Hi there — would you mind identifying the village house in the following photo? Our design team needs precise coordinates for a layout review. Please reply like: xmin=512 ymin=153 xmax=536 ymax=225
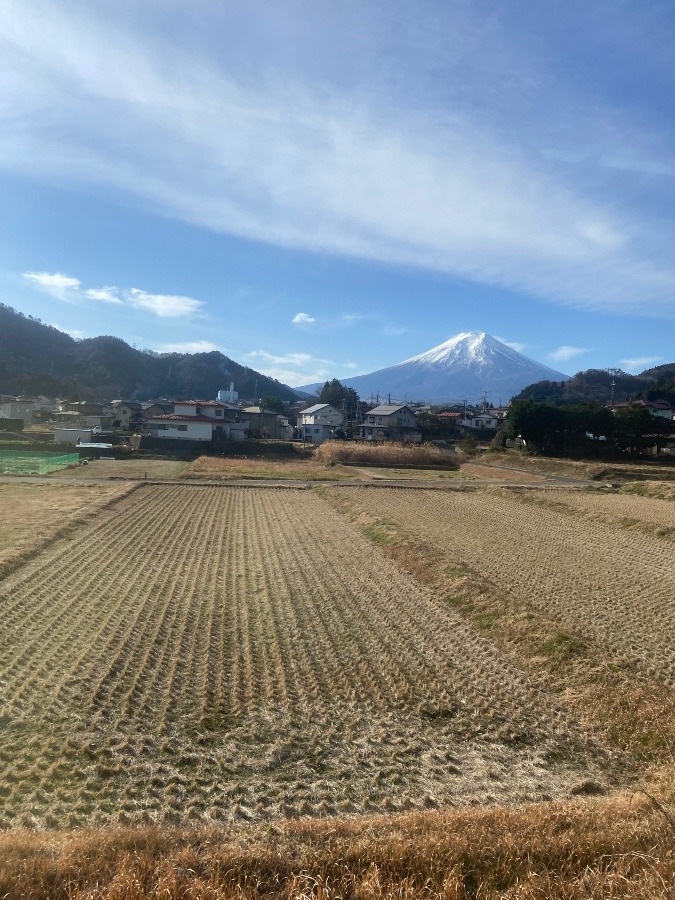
xmin=146 ymin=400 xmax=247 ymax=442
xmin=238 ymin=406 xmax=292 ymax=439
xmin=609 ymin=399 xmax=674 ymax=419
xmin=359 ymin=404 xmax=421 ymax=442
xmin=461 ymin=411 xmax=500 ymax=430
xmin=61 ymin=400 xmax=106 ymax=417
xmin=298 ymin=404 xmax=344 ymax=444
xmin=0 ymin=399 xmax=37 ymax=425
xmin=110 ymin=400 xmax=141 ymax=429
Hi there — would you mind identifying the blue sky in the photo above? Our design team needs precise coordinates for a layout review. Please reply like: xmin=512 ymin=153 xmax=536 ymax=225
xmin=1 ymin=0 xmax=673 ymax=392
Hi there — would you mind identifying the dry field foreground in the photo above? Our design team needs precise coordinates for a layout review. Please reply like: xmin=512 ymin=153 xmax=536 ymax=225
xmin=0 ymin=484 xmax=607 ymax=830
xmin=0 ymin=481 xmax=137 ymax=575
xmin=332 ymin=486 xmax=675 ymax=683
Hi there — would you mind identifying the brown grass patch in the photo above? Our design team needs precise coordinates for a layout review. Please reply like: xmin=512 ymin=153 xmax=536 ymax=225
xmin=474 ymin=451 xmax=675 ymax=483
xmin=0 ymin=778 xmax=674 ymax=898
xmin=0 ymin=481 xmax=137 ymax=575
xmin=50 ymin=459 xmax=189 ymax=481
xmin=184 ymin=454 xmax=352 ymax=480
xmin=316 ymin=440 xmax=457 ymax=468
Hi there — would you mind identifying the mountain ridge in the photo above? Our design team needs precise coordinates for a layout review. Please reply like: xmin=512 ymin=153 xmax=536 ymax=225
xmin=0 ymin=303 xmax=297 ymax=401
xmin=299 ymin=332 xmax=570 ymax=403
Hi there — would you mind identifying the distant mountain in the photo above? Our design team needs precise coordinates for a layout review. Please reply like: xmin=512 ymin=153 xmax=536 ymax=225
xmin=298 ymin=332 xmax=570 ymax=403
xmin=0 ymin=303 xmax=297 ymax=401
xmin=516 ymin=364 xmax=675 ymax=406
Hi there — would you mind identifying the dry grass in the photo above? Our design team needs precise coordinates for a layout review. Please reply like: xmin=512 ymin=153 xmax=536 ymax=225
xmin=621 ymin=480 xmax=675 ymax=502
xmin=0 ymin=778 xmax=674 ymax=899
xmin=459 ymin=460 xmax=551 ymax=482
xmin=0 ymin=481 xmax=136 ymax=575
xmin=0 ymin=484 xmax=608 ymax=830
xmin=322 ymin=484 xmax=675 ymax=765
xmin=352 ymin=466 xmax=465 ymax=482
xmin=50 ymin=459 xmax=189 ymax=481
xmin=476 ymin=451 xmax=675 ymax=483
xmin=184 ymin=454 xmax=353 ymax=480
xmin=316 ymin=441 xmax=457 ymax=468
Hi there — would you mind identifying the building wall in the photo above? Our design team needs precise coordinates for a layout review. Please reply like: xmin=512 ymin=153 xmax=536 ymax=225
xmin=54 ymin=428 xmax=93 ymax=444
xmin=302 ymin=406 xmax=344 ymax=427
xmin=365 ymin=410 xmax=416 ymax=428
xmin=150 ymin=420 xmax=213 ymax=441
xmin=302 ymin=423 xmax=336 ymax=444
xmin=0 ymin=401 xmax=36 ymax=425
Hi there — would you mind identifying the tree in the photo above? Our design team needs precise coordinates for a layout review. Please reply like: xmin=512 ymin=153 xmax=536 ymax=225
xmin=506 ymin=400 xmax=566 ymax=454
xmin=261 ymin=395 xmax=286 ymax=414
xmin=460 ymin=432 xmax=478 ymax=456
xmin=318 ymin=379 xmax=359 ymax=413
xmin=613 ymin=406 xmax=670 ymax=456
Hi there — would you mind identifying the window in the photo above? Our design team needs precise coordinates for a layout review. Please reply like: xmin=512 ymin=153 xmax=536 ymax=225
xmin=157 ymin=424 xmax=168 ymax=430
xmin=176 ymin=424 xmax=188 ymax=431
xmin=368 ymin=417 xmax=374 ymax=423
xmin=367 ymin=428 xmax=373 ymax=435
xmin=216 ymin=409 xmax=223 ymax=416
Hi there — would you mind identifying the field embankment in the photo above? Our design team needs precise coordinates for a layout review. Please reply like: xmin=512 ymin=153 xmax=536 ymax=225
xmin=1 ymin=780 xmax=674 ymax=899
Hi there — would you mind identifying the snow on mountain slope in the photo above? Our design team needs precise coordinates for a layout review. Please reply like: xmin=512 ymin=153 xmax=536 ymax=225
xmin=298 ymin=332 xmax=570 ymax=403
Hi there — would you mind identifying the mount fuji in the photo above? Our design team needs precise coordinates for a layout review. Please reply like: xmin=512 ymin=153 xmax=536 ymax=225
xmin=298 ymin=332 xmax=571 ymax=404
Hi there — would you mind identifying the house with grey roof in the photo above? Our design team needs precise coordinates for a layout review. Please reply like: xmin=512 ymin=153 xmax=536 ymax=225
xmin=298 ymin=403 xmax=343 ymax=444
xmin=359 ymin=404 xmax=421 ymax=443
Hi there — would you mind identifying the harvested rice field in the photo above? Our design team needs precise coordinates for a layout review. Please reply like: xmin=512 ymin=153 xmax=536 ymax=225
xmin=333 ymin=485 xmax=675 ymax=683
xmin=0 ymin=480 xmax=137 ymax=574
xmin=0 ymin=484 xmax=607 ymax=829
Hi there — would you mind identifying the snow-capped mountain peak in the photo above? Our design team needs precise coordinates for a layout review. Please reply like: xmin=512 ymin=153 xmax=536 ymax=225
xmin=297 ymin=332 xmax=571 ymax=403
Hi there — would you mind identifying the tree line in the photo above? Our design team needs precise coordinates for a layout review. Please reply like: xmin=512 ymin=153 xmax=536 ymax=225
xmin=505 ymin=400 xmax=674 ymax=457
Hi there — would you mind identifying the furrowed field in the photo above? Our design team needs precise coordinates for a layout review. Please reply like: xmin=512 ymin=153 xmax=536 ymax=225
xmin=0 ymin=483 xmax=608 ymax=829
xmin=330 ymin=485 xmax=675 ymax=682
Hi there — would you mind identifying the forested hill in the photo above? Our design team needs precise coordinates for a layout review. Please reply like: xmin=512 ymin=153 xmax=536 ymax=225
xmin=0 ymin=304 xmax=297 ymax=401
xmin=514 ymin=365 xmax=675 ymax=406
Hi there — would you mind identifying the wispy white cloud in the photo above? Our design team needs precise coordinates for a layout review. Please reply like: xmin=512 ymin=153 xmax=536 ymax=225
xmin=84 ymin=286 xmax=122 ymax=304
xmin=159 ymin=340 xmax=220 ymax=354
xmin=50 ymin=322 xmax=84 ymax=339
xmin=495 ymin=336 xmax=526 ymax=353
xmin=620 ymin=355 xmax=663 ymax=373
xmin=127 ymin=289 xmax=203 ymax=318
xmin=5 ymin=3 xmax=675 ymax=316
xmin=23 ymin=269 xmax=204 ymax=318
xmin=549 ymin=345 xmax=591 ymax=363
xmin=23 ymin=271 xmax=80 ymax=300
xmin=382 ymin=325 xmax=408 ymax=337
xmin=291 ymin=312 xmax=316 ymax=326
xmin=245 ymin=349 xmax=332 ymax=386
